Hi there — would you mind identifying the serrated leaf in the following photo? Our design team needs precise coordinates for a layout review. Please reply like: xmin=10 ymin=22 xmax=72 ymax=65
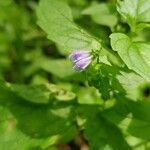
xmin=37 ymin=0 xmax=101 ymax=52
xmin=110 ymin=33 xmax=150 ymax=81
xmin=117 ymin=0 xmax=150 ymax=32
xmin=82 ymin=3 xmax=118 ymax=28
xmin=87 ymin=63 xmax=125 ymax=100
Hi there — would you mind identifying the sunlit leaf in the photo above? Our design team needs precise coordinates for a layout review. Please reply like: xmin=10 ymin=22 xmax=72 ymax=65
xmin=117 ymin=0 xmax=150 ymax=32
xmin=37 ymin=0 xmax=101 ymax=52
xmin=110 ymin=33 xmax=150 ymax=81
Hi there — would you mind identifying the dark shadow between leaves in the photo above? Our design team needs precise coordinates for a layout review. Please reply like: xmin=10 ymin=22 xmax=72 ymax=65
xmin=0 ymin=84 xmax=77 ymax=141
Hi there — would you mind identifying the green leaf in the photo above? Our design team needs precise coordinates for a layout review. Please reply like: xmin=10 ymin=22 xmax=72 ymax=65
xmin=77 ymin=86 xmax=102 ymax=105
xmin=49 ymin=84 xmax=76 ymax=101
xmin=24 ymin=55 xmax=75 ymax=78
xmin=0 ymin=81 xmax=77 ymax=149
xmin=82 ymin=3 xmax=118 ymax=28
xmin=79 ymin=107 xmax=131 ymax=150
xmin=110 ymin=33 xmax=150 ymax=81
xmin=10 ymin=83 xmax=76 ymax=103
xmin=87 ymin=63 xmax=125 ymax=100
xmin=10 ymin=84 xmax=51 ymax=104
xmin=117 ymin=0 xmax=150 ymax=32
xmin=37 ymin=0 xmax=101 ymax=52
xmin=103 ymin=97 xmax=150 ymax=141
xmin=127 ymin=119 xmax=150 ymax=140
xmin=117 ymin=72 xmax=146 ymax=100
xmin=39 ymin=58 xmax=75 ymax=78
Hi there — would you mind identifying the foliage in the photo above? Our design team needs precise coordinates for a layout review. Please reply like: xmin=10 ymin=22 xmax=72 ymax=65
xmin=0 ymin=0 xmax=150 ymax=149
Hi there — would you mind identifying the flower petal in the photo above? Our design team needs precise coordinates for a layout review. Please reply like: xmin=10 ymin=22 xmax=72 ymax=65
xmin=69 ymin=50 xmax=89 ymax=62
xmin=73 ymin=57 xmax=92 ymax=71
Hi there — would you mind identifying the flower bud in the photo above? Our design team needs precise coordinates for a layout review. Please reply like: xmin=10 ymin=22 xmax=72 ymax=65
xmin=69 ymin=50 xmax=92 ymax=71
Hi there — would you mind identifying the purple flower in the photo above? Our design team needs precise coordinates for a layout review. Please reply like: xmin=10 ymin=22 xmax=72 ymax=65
xmin=69 ymin=50 xmax=92 ymax=71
